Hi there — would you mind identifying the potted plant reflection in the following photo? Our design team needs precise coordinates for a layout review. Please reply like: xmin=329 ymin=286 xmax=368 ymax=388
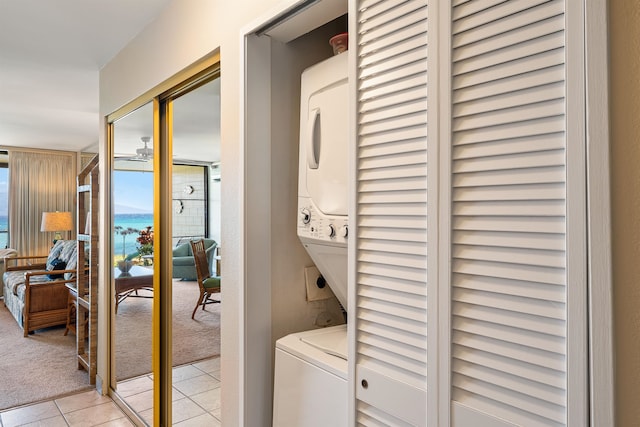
xmin=136 ymin=226 xmax=154 ymax=266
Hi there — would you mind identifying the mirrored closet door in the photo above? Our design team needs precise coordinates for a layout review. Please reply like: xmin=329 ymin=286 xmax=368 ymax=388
xmin=107 ymin=61 xmax=221 ymax=425
xmin=110 ymin=101 xmax=156 ymax=422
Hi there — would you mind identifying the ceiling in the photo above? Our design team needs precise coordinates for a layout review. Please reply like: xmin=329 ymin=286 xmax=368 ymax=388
xmin=0 ymin=0 xmax=173 ymax=153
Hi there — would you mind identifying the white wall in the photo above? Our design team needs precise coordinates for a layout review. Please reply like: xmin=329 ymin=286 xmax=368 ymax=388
xmin=99 ymin=1 xmax=222 ymax=115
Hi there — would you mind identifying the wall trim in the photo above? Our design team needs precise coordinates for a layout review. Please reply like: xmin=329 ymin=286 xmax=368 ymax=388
xmin=585 ymin=0 xmax=615 ymax=425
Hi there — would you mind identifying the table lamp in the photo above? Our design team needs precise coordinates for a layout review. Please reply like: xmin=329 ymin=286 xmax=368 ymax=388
xmin=41 ymin=211 xmax=73 ymax=244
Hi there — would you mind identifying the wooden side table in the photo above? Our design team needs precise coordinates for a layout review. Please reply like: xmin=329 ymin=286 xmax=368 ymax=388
xmin=64 ymin=283 xmax=88 ymax=336
xmin=64 ymin=284 xmax=77 ymax=336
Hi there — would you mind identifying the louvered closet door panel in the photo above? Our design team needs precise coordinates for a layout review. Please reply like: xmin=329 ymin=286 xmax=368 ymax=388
xmin=450 ymin=0 xmax=571 ymax=426
xmin=355 ymin=0 xmax=428 ymax=425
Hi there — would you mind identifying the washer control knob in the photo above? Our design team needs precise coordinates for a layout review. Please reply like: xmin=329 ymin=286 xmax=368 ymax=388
xmin=300 ymin=208 xmax=311 ymax=224
xmin=339 ymin=225 xmax=348 ymax=238
xmin=326 ymin=224 xmax=335 ymax=237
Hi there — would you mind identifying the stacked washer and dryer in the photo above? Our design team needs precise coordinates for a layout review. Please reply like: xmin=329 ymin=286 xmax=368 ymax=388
xmin=272 ymin=51 xmax=350 ymax=427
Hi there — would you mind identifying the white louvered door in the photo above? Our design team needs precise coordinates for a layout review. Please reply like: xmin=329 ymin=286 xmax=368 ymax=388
xmin=352 ymin=0 xmax=587 ymax=425
xmin=353 ymin=0 xmax=429 ymax=425
xmin=447 ymin=0 xmax=587 ymax=426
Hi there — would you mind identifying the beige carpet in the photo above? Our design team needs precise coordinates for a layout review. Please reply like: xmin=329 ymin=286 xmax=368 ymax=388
xmin=0 ymin=279 xmax=220 ymax=410
xmin=0 ymin=305 xmax=92 ymax=411
xmin=115 ymin=278 xmax=220 ymax=380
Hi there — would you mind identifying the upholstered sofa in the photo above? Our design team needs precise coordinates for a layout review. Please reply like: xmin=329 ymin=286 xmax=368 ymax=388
xmin=2 ymin=240 xmax=78 ymax=336
xmin=172 ymin=238 xmax=217 ymax=280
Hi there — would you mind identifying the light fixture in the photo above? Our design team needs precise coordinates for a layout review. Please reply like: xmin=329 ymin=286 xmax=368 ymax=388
xmin=41 ymin=211 xmax=73 ymax=243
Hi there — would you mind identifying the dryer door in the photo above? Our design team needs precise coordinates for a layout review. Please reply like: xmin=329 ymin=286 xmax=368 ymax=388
xmin=302 ymin=54 xmax=348 ymax=216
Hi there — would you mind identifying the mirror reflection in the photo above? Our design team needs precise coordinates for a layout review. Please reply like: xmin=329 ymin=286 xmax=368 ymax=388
xmin=170 ymin=79 xmax=222 ymax=422
xmin=111 ymin=102 xmax=155 ymax=420
xmin=111 ymin=76 xmax=221 ymax=425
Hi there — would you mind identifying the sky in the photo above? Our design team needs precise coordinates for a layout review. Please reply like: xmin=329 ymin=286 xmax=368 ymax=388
xmin=113 ymin=170 xmax=154 ymax=214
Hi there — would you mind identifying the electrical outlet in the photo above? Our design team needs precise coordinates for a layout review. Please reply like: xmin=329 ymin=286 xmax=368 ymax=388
xmin=304 ymin=266 xmax=333 ymax=301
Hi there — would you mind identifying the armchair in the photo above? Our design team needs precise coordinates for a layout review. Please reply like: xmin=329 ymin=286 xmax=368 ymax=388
xmin=172 ymin=238 xmax=217 ymax=280
xmin=190 ymin=239 xmax=221 ymax=319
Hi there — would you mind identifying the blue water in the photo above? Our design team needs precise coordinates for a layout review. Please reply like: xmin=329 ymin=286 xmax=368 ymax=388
xmin=113 ymin=213 xmax=154 ymax=257
xmin=0 ymin=216 xmax=6 ymax=249
xmin=0 ymin=214 xmax=153 ymax=256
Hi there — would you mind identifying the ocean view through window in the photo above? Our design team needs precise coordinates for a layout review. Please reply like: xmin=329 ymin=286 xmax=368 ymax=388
xmin=113 ymin=213 xmax=154 ymax=255
xmin=0 ymin=166 xmax=7 ymax=248
xmin=114 ymin=170 xmax=153 ymax=257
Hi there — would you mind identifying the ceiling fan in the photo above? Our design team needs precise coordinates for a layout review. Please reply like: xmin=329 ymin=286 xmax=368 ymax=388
xmin=136 ymin=136 xmax=153 ymax=159
xmin=115 ymin=136 xmax=153 ymax=162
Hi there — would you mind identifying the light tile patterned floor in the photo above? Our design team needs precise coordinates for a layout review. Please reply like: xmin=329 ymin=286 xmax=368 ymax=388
xmin=0 ymin=358 xmax=221 ymax=427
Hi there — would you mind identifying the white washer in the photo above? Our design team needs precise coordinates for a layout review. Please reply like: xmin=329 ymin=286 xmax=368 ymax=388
xmin=273 ymin=325 xmax=347 ymax=427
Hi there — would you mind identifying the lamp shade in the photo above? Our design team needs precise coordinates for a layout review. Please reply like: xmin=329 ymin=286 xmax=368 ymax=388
xmin=41 ymin=211 xmax=73 ymax=232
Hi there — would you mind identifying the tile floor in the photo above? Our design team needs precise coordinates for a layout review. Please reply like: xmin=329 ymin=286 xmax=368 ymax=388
xmin=0 ymin=357 xmax=221 ymax=427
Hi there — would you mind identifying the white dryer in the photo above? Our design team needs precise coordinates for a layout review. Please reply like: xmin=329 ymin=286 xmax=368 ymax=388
xmin=296 ymin=50 xmax=349 ymax=310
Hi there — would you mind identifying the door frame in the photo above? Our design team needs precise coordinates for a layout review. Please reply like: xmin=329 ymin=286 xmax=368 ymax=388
xmin=584 ymin=0 xmax=614 ymax=425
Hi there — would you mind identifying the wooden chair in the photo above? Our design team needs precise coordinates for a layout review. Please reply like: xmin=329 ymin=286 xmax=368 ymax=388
xmin=190 ymin=239 xmax=221 ymax=319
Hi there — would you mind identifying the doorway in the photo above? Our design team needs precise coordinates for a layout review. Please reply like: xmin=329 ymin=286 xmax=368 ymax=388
xmin=107 ymin=60 xmax=221 ymax=425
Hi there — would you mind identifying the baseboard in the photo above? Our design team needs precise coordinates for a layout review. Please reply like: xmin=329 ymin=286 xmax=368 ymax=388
xmin=95 ymin=374 xmax=104 ymax=395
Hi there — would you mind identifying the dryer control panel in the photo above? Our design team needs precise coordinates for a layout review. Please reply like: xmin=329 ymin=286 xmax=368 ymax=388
xmin=298 ymin=197 xmax=348 ymax=246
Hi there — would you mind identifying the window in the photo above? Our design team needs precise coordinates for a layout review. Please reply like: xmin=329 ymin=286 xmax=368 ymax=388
xmin=0 ymin=153 xmax=9 ymax=248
